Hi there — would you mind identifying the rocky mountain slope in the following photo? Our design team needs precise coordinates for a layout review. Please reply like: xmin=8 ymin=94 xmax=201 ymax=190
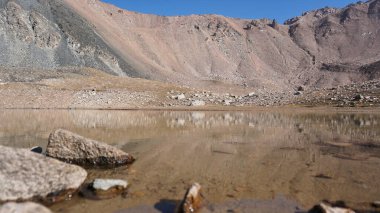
xmin=0 ymin=0 xmax=137 ymax=77
xmin=0 ymin=0 xmax=379 ymax=92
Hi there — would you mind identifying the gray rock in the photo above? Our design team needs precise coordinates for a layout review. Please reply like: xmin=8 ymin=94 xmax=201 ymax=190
xmin=0 ymin=145 xmax=87 ymax=202
xmin=46 ymin=129 xmax=134 ymax=167
xmin=0 ymin=202 xmax=52 ymax=213
xmin=191 ymin=100 xmax=205 ymax=106
xmin=0 ymin=1 xmax=132 ymax=77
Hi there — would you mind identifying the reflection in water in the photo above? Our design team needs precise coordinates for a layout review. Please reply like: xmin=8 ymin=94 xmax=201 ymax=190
xmin=0 ymin=109 xmax=380 ymax=212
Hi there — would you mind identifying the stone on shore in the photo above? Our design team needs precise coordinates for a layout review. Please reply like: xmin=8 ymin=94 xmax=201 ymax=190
xmin=191 ymin=100 xmax=205 ymax=106
xmin=177 ymin=183 xmax=203 ymax=213
xmin=81 ymin=179 xmax=128 ymax=200
xmin=176 ymin=94 xmax=186 ymax=100
xmin=0 ymin=145 xmax=87 ymax=202
xmin=0 ymin=202 xmax=52 ymax=213
xmin=92 ymin=179 xmax=128 ymax=191
xmin=46 ymin=129 xmax=134 ymax=167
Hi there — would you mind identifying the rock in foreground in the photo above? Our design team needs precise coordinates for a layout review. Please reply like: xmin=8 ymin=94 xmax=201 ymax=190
xmin=46 ymin=129 xmax=134 ymax=167
xmin=0 ymin=145 xmax=87 ymax=202
xmin=0 ymin=202 xmax=52 ymax=213
xmin=177 ymin=183 xmax=203 ymax=213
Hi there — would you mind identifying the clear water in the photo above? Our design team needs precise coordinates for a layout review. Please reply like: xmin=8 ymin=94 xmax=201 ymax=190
xmin=1 ymin=109 xmax=379 ymax=212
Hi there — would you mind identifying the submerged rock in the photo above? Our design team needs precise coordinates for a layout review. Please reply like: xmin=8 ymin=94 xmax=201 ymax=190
xmin=81 ymin=179 xmax=128 ymax=200
xmin=0 ymin=202 xmax=52 ymax=213
xmin=309 ymin=202 xmax=355 ymax=213
xmin=177 ymin=183 xmax=203 ymax=213
xmin=46 ymin=129 xmax=134 ymax=167
xmin=0 ymin=145 xmax=87 ymax=202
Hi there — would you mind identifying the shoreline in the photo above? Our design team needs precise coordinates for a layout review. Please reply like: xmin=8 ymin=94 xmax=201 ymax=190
xmin=1 ymin=105 xmax=380 ymax=113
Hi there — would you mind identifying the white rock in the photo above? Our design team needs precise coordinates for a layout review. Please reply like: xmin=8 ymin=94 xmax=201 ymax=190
xmin=223 ymin=99 xmax=233 ymax=106
xmin=191 ymin=100 xmax=205 ymax=106
xmin=92 ymin=179 xmax=128 ymax=191
xmin=176 ymin=94 xmax=186 ymax=100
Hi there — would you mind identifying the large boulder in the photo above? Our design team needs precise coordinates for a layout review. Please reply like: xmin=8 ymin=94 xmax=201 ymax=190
xmin=46 ymin=129 xmax=134 ymax=167
xmin=0 ymin=145 xmax=87 ymax=202
xmin=0 ymin=202 xmax=52 ymax=213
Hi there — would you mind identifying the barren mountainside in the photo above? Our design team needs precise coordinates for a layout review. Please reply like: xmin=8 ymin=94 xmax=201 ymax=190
xmin=0 ymin=0 xmax=379 ymax=91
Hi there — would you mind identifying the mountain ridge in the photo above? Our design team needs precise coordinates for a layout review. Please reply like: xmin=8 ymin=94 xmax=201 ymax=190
xmin=0 ymin=0 xmax=379 ymax=92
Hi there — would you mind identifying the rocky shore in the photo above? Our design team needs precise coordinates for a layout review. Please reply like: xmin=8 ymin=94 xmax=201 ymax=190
xmin=0 ymin=67 xmax=379 ymax=109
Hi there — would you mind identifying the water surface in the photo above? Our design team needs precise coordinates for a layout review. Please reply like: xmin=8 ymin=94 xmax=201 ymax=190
xmin=1 ymin=109 xmax=379 ymax=212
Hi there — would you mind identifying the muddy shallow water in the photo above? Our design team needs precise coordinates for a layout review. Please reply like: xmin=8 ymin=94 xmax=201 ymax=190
xmin=1 ymin=109 xmax=380 ymax=212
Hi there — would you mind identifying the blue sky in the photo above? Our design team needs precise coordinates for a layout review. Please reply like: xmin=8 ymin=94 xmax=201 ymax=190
xmin=102 ymin=0 xmax=358 ymax=23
